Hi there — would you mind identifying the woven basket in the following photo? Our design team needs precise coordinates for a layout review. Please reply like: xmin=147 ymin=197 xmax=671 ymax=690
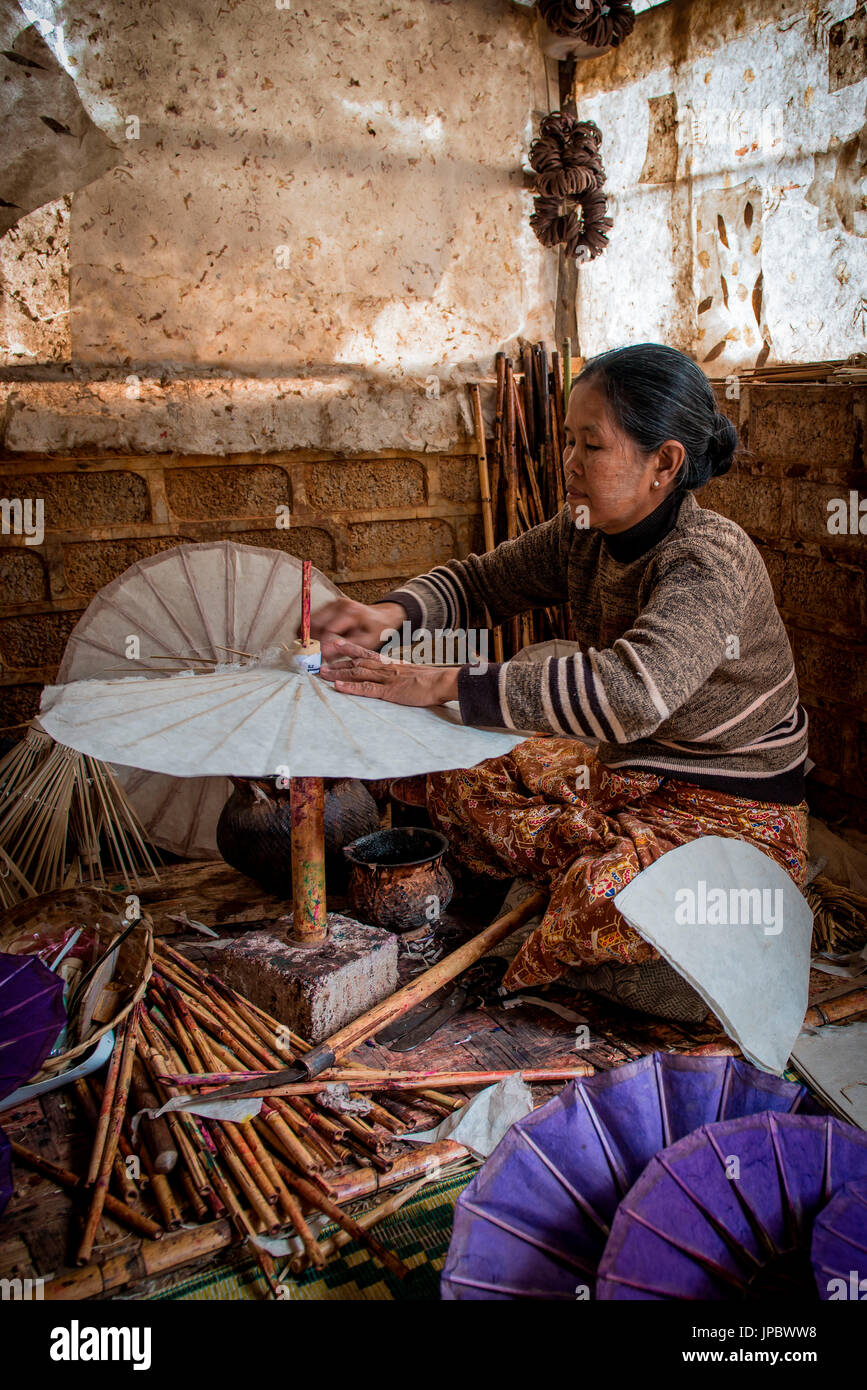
xmin=0 ymin=885 xmax=153 ymax=1081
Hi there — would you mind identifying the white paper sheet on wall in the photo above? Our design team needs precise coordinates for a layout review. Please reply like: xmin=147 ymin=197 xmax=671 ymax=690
xmin=613 ymin=837 xmax=813 ymax=1075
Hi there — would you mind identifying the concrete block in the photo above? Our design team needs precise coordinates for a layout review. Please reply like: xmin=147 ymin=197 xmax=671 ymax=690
xmin=0 ymin=550 xmax=47 ymax=604
xmin=63 ymin=537 xmax=183 ymax=597
xmin=164 ymin=463 xmax=289 ymax=519
xmin=749 ymin=385 xmax=855 ymax=468
xmin=207 ymin=912 xmax=399 ymax=1044
xmin=0 ymin=684 xmax=41 ymax=727
xmin=231 ymin=526 xmax=336 ymax=570
xmin=0 ymin=470 xmax=149 ymax=526
xmin=345 ymin=518 xmax=454 ymax=571
xmin=438 ymin=455 xmax=481 ymax=504
xmin=307 ymin=459 xmax=425 ymax=511
xmin=0 ymin=610 xmax=81 ymax=669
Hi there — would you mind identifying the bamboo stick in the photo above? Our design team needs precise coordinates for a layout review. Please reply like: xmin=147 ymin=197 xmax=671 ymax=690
xmin=10 ymin=1141 xmax=162 ymax=1242
xmin=289 ymin=777 xmax=328 ymax=943
xmin=167 ymin=1065 xmax=591 ymax=1095
xmin=84 ymin=1021 xmax=125 ymax=1184
xmin=137 ymin=1143 xmax=182 ymax=1230
xmin=77 ymin=1005 xmax=141 ymax=1264
xmin=273 ymin=1163 xmax=408 ymax=1281
xmin=288 ymin=1175 xmax=429 ymax=1276
xmin=73 ymin=1079 xmax=137 ymax=1204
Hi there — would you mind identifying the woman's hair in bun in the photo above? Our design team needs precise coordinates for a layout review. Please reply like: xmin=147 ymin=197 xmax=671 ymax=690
xmin=705 ymin=411 xmax=737 ymax=478
xmin=578 ymin=343 xmax=738 ymax=490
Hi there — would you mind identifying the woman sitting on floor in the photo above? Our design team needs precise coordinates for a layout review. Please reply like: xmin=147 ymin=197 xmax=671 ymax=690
xmin=313 ymin=343 xmax=809 ymax=1017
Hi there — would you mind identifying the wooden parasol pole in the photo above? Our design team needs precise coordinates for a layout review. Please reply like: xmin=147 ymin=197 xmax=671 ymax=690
xmin=470 ymin=384 xmax=504 ymax=664
xmin=290 ymin=559 xmax=328 ymax=944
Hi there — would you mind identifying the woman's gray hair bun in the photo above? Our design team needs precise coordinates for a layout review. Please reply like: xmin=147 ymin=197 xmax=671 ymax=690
xmin=706 ymin=412 xmax=738 ymax=478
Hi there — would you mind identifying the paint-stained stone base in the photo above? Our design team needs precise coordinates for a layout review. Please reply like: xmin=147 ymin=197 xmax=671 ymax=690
xmin=207 ymin=915 xmax=399 ymax=1044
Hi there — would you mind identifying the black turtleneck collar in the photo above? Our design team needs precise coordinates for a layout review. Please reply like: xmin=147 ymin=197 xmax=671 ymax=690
xmin=600 ymin=489 xmax=685 ymax=563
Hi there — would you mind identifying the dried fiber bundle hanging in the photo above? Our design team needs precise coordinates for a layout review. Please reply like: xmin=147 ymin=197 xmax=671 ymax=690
xmin=530 ymin=186 xmax=613 ymax=261
xmin=539 ymin=0 xmax=636 ymax=48
xmin=529 ymin=113 xmax=604 ymax=198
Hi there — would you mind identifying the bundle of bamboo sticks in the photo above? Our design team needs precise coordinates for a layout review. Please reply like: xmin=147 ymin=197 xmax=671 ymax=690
xmin=471 ymin=340 xmax=578 ymax=659
xmin=13 ymin=935 xmax=589 ymax=1296
xmin=0 ymin=725 xmax=159 ymax=901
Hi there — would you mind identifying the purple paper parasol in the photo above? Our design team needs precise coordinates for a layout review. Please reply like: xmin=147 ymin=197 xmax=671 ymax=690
xmin=0 ymin=951 xmax=66 ymax=1217
xmin=812 ymin=1178 xmax=867 ymax=1301
xmin=596 ymin=1114 xmax=867 ymax=1300
xmin=0 ymin=1132 xmax=10 ymax=1215
xmin=441 ymin=1051 xmax=824 ymax=1300
xmin=0 ymin=952 xmax=67 ymax=1101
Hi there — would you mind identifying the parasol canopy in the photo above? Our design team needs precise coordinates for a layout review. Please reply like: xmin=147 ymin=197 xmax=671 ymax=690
xmin=39 ymin=651 xmax=526 ymax=782
xmin=441 ymin=1052 xmax=823 ymax=1300
xmin=596 ymin=1114 xmax=867 ymax=1300
xmin=47 ymin=540 xmax=526 ymax=828
xmin=812 ymin=1178 xmax=867 ymax=1299
xmin=55 ymin=541 xmax=345 ymax=858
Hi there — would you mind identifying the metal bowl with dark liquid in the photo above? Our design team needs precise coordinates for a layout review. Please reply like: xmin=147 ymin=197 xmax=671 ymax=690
xmin=343 ymin=826 xmax=453 ymax=933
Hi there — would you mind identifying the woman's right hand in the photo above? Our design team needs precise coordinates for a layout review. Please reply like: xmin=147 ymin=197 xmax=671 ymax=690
xmin=308 ymin=597 xmax=407 ymax=650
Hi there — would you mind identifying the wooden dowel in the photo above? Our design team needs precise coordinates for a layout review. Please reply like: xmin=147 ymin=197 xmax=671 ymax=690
xmin=10 ymin=1141 xmax=163 ymax=1242
xmin=194 ymin=1066 xmax=591 ymax=1096
xmin=77 ymin=1005 xmax=141 ymax=1265
xmin=273 ymin=1163 xmax=408 ymax=1281
xmin=289 ymin=777 xmax=328 ymax=943
xmin=327 ymin=1141 xmax=470 ymax=1204
xmin=85 ymin=1022 xmax=124 ymax=1184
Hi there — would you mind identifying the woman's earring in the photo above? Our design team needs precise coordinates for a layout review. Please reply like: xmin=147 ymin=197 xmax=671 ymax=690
xmin=652 ymin=479 xmax=660 ymax=489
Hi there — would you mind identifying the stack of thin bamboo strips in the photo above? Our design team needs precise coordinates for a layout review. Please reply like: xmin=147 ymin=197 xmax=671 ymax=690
xmin=474 ymin=340 xmax=577 ymax=658
xmin=0 ymin=725 xmax=160 ymax=901
xmin=13 ymin=935 xmax=587 ymax=1296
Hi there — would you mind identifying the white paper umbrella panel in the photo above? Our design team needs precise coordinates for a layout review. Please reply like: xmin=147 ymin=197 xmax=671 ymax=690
xmin=54 ymin=542 xmax=344 ymax=858
xmin=40 ymin=657 xmax=525 ymax=781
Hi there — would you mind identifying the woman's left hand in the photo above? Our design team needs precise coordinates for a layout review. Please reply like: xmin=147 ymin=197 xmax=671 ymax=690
xmin=319 ymin=637 xmax=460 ymax=707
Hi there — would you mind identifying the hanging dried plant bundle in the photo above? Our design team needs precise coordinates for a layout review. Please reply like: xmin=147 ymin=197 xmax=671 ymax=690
xmin=529 ymin=113 xmax=604 ymax=198
xmin=528 ymin=111 xmax=612 ymax=261
xmin=539 ymin=0 xmax=636 ymax=48
xmin=530 ymin=186 xmax=613 ymax=260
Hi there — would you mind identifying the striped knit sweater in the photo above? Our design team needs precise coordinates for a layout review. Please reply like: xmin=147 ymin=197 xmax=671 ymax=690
xmin=380 ymin=491 xmax=808 ymax=804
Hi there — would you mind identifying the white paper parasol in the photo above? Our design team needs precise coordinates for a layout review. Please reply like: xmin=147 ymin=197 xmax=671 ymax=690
xmin=55 ymin=542 xmax=344 ymax=858
xmin=39 ymin=652 xmax=524 ymax=781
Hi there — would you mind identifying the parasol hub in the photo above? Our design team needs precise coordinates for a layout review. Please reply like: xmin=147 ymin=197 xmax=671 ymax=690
xmin=290 ymin=637 xmax=322 ymax=675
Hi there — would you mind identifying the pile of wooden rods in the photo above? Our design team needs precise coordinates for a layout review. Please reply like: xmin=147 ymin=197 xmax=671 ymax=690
xmin=12 ymin=941 xmax=472 ymax=1295
xmin=472 ymin=340 xmax=578 ymax=660
xmin=11 ymin=936 xmax=594 ymax=1296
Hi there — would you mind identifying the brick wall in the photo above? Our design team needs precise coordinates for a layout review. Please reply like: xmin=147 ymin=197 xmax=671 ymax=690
xmin=0 ymin=450 xmax=482 ymax=729
xmin=705 ymin=382 xmax=867 ymax=827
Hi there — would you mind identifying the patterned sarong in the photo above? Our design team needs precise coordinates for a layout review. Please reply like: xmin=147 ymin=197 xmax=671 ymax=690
xmin=426 ymin=738 xmax=809 ymax=992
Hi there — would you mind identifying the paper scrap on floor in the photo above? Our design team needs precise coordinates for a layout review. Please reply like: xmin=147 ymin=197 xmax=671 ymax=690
xmin=399 ymin=1074 xmax=533 ymax=1158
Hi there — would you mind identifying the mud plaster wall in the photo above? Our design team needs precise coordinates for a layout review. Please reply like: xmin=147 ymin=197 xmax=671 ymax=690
xmin=0 ymin=0 xmax=554 ymax=403
xmin=0 ymin=1 xmax=551 ymax=729
xmin=703 ymin=380 xmax=867 ymax=825
xmin=571 ymin=0 xmax=867 ymax=373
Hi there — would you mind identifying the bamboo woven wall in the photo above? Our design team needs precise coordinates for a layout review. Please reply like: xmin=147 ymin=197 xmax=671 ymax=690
xmin=0 ymin=448 xmax=483 ymax=730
